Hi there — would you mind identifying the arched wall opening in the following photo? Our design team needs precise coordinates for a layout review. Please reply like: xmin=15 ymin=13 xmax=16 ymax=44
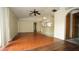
xmin=65 ymin=8 xmax=79 ymax=40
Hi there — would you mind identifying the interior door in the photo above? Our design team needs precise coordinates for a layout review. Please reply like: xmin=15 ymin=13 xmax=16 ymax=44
xmin=66 ymin=13 xmax=70 ymax=39
xmin=33 ymin=22 xmax=37 ymax=33
xmin=76 ymin=15 xmax=79 ymax=37
xmin=72 ymin=13 xmax=77 ymax=38
xmin=72 ymin=13 xmax=79 ymax=38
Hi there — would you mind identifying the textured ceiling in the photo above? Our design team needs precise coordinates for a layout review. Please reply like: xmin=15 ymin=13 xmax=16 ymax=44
xmin=10 ymin=7 xmax=60 ymax=18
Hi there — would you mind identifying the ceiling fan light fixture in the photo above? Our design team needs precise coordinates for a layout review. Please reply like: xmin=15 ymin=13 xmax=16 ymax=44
xmin=29 ymin=9 xmax=40 ymax=16
xmin=52 ymin=9 xmax=57 ymax=12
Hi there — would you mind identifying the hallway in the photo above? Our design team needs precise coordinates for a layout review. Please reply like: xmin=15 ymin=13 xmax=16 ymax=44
xmin=3 ymin=33 xmax=79 ymax=51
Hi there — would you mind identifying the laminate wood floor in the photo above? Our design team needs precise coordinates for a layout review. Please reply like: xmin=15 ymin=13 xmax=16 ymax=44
xmin=3 ymin=33 xmax=79 ymax=51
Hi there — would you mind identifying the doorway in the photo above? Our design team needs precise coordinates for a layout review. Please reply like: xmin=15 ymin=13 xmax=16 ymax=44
xmin=66 ymin=10 xmax=79 ymax=45
xmin=33 ymin=22 xmax=37 ymax=34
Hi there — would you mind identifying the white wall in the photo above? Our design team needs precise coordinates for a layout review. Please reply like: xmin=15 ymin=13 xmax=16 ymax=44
xmin=18 ymin=20 xmax=34 ymax=32
xmin=9 ymin=9 xmax=18 ymax=41
xmin=18 ymin=17 xmax=42 ymax=32
xmin=4 ymin=8 xmax=18 ymax=44
xmin=40 ymin=15 xmax=54 ymax=37
xmin=54 ymin=8 xmax=66 ymax=40
xmin=4 ymin=8 xmax=11 ymax=44
xmin=0 ymin=8 xmax=6 ymax=47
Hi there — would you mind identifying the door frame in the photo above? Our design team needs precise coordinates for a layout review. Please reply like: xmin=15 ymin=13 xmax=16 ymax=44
xmin=65 ymin=10 xmax=79 ymax=40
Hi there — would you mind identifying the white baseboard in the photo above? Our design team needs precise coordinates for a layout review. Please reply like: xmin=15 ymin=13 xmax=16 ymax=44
xmin=9 ymin=33 xmax=18 ymax=42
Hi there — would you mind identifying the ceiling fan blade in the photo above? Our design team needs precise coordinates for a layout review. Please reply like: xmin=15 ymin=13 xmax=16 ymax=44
xmin=34 ymin=13 xmax=36 ymax=16
xmin=37 ymin=12 xmax=40 ymax=15
xmin=29 ymin=12 xmax=33 ymax=16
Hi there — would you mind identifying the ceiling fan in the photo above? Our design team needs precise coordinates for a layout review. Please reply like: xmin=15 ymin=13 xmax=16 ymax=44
xmin=29 ymin=9 xmax=40 ymax=16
